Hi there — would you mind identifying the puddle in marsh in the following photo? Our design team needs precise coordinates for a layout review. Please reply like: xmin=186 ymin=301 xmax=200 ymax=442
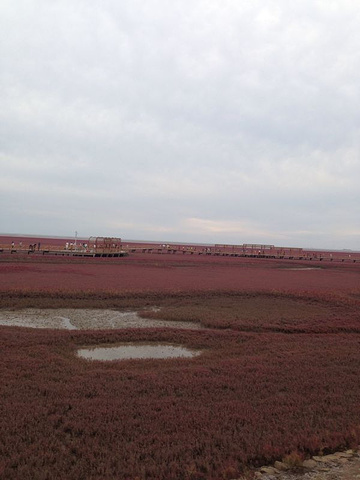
xmin=0 ymin=308 xmax=202 ymax=330
xmin=78 ymin=344 xmax=201 ymax=361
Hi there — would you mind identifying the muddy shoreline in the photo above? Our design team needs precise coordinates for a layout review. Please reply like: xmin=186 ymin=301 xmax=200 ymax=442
xmin=0 ymin=308 xmax=203 ymax=330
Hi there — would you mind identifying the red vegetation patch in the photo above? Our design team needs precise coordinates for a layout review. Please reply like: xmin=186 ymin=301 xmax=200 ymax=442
xmin=1 ymin=325 xmax=360 ymax=479
xmin=1 ymin=253 xmax=360 ymax=293
xmin=138 ymin=291 xmax=360 ymax=333
xmin=1 ymin=255 xmax=360 ymax=478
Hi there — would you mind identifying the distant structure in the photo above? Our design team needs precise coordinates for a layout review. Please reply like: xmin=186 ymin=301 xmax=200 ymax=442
xmin=89 ymin=237 xmax=122 ymax=255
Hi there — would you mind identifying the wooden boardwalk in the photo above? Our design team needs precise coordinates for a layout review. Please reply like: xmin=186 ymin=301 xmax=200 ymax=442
xmin=1 ymin=241 xmax=360 ymax=263
xmin=0 ymin=247 xmax=128 ymax=258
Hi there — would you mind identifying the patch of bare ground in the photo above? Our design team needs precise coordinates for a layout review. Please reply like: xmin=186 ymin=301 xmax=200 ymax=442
xmin=244 ymin=449 xmax=360 ymax=480
xmin=0 ymin=308 xmax=203 ymax=330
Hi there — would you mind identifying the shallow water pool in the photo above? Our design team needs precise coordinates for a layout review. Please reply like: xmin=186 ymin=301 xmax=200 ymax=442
xmin=77 ymin=343 xmax=201 ymax=361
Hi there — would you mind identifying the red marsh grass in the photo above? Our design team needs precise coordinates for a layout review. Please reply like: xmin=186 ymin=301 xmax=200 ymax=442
xmin=1 ymin=252 xmax=360 ymax=293
xmin=1 ymin=255 xmax=360 ymax=479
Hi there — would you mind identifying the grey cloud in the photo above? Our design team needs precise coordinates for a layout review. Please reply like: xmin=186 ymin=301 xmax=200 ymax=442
xmin=1 ymin=0 xmax=360 ymax=248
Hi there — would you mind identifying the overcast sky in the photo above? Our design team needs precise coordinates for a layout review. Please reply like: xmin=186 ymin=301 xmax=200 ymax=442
xmin=1 ymin=0 xmax=359 ymax=249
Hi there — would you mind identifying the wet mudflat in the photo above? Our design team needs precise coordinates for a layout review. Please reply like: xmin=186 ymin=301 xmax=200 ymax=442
xmin=0 ymin=308 xmax=202 ymax=330
xmin=77 ymin=343 xmax=201 ymax=361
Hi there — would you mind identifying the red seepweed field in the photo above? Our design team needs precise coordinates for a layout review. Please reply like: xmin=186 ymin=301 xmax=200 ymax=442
xmin=1 ymin=250 xmax=360 ymax=293
xmin=1 ymin=251 xmax=360 ymax=479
